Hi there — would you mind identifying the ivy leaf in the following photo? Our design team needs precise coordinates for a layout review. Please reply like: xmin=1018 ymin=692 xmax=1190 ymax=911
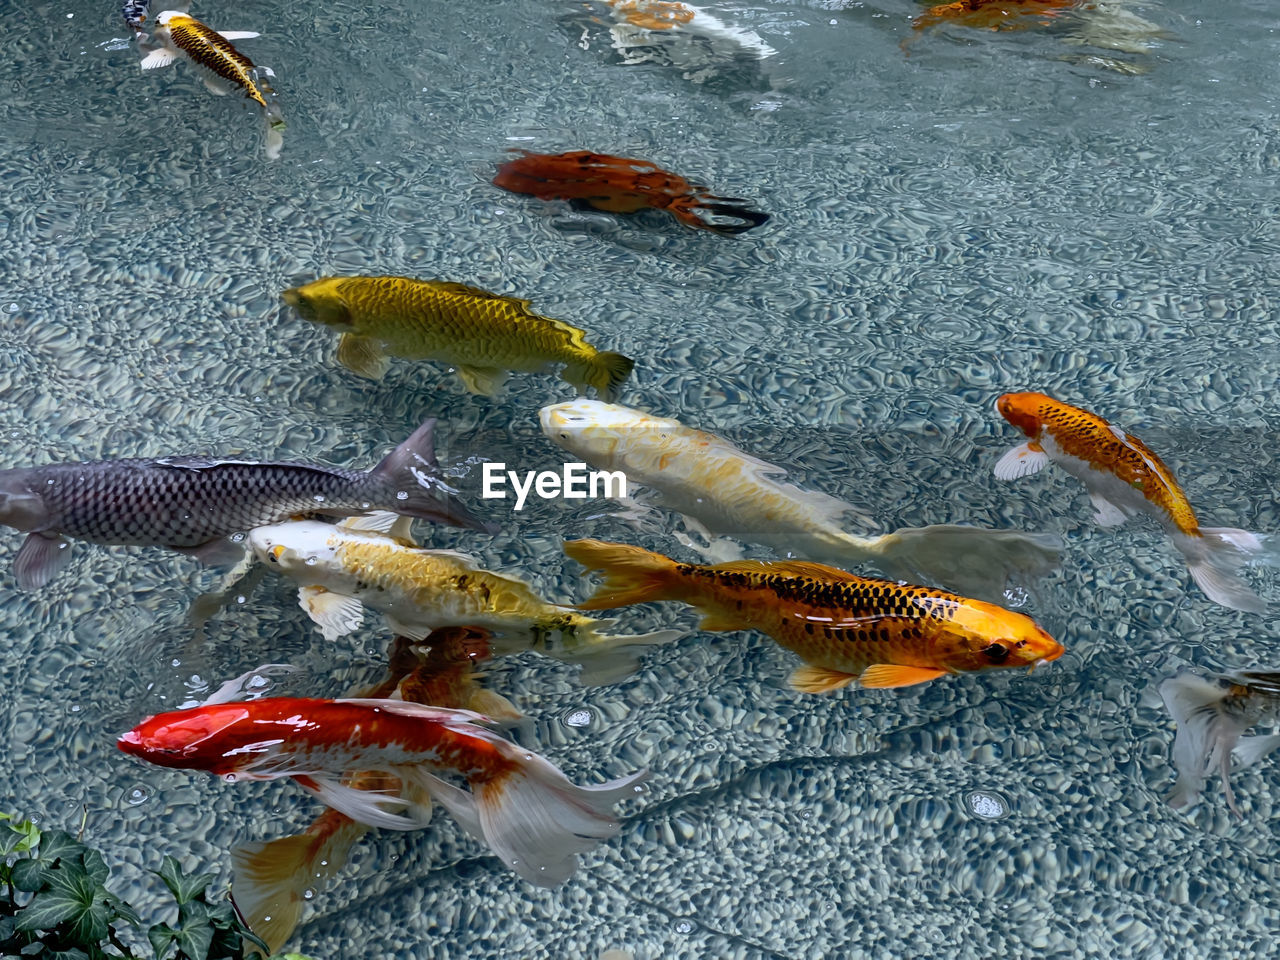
xmin=0 ymin=814 xmax=41 ymax=855
xmin=81 ymin=849 xmax=109 ymax=888
xmin=172 ymin=918 xmax=214 ymax=960
xmin=149 ymin=922 xmax=179 ymax=957
xmin=155 ymin=857 xmax=214 ymax=907
xmin=36 ymin=831 xmax=87 ymax=868
xmin=16 ymin=865 xmax=111 ymax=944
xmin=10 ymin=830 xmax=89 ymax=893
xmin=11 ymin=856 xmax=49 ymax=892
xmin=45 ymin=949 xmax=91 ymax=960
xmin=106 ymin=893 xmax=142 ymax=929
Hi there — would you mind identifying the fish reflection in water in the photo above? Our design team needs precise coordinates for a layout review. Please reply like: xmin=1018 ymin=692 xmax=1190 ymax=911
xmin=1160 ymin=669 xmax=1280 ymax=818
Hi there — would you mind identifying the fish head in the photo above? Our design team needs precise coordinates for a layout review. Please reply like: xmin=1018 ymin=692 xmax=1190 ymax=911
xmin=281 ymin=279 xmax=355 ymax=332
xmin=0 ymin=470 xmax=50 ymax=532
xmin=539 ymin=399 xmax=678 ymax=468
xmin=249 ymin=520 xmax=341 ymax=578
xmin=931 ymin=601 xmax=1063 ymax=675
xmin=996 ymin=392 xmax=1052 ymax=439
xmin=118 ymin=703 xmax=254 ymax=771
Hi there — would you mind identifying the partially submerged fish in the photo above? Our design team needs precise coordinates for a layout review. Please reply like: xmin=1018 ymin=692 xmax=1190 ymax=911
xmin=564 ymin=539 xmax=1063 ymax=692
xmin=601 ymin=1 xmax=777 ymax=82
xmin=1159 ymin=669 xmax=1280 ymax=817
xmin=119 ymin=696 xmax=646 ymax=886
xmin=231 ymin=629 xmax=517 ymax=954
xmin=493 ymin=150 xmax=770 ymax=235
xmin=140 ymin=10 xmax=286 ymax=159
xmin=541 ymin=399 xmax=1062 ymax=599
xmin=249 ymin=512 xmax=683 ymax=684
xmin=0 ymin=420 xmax=489 ymax=589
xmin=994 ymin=391 xmax=1269 ymax=612
xmin=912 ymin=0 xmax=1079 ymax=32
xmin=122 ymin=0 xmax=150 ymax=32
xmin=282 ymin=275 xmax=634 ymax=399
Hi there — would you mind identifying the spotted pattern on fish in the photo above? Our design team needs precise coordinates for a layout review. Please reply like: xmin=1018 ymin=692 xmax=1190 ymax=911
xmin=165 ymin=14 xmax=269 ymax=109
xmin=1000 ymin=392 xmax=1199 ymax=533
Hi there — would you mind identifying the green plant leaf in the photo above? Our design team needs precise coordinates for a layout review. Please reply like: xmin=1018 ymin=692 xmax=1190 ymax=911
xmin=16 ymin=865 xmax=112 ymax=944
xmin=0 ymin=813 xmax=41 ymax=855
xmin=105 ymin=893 xmax=142 ymax=929
xmin=37 ymin=831 xmax=88 ymax=867
xmin=14 ymin=881 xmax=85 ymax=932
xmin=11 ymin=856 xmax=49 ymax=892
xmin=155 ymin=857 xmax=214 ymax=908
xmin=173 ymin=918 xmax=214 ymax=960
xmin=80 ymin=850 xmax=109 ymax=888
xmin=46 ymin=949 xmax=91 ymax=960
xmin=149 ymin=921 xmax=179 ymax=957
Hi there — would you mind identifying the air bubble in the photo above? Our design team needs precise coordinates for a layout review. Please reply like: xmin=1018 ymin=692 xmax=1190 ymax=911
xmin=314 ymin=495 xmax=326 ymax=503
xmin=396 ymin=491 xmax=409 ymax=501
xmin=563 ymin=708 xmax=592 ymax=727
xmin=127 ymin=785 xmax=151 ymax=806
xmin=303 ymin=888 xmax=315 ymax=900
xmin=675 ymin=921 xmax=693 ymax=934
xmin=965 ymin=790 xmax=1011 ymax=820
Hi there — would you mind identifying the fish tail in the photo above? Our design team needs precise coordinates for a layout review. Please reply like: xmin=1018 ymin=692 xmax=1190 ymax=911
xmin=1159 ymin=672 xmax=1250 ymax=816
xmin=668 ymin=195 xmax=771 ymax=235
xmin=563 ymin=539 xmax=685 ymax=610
xmin=563 ymin=627 xmax=687 ymax=685
xmin=1175 ymin=528 xmax=1267 ymax=613
xmin=563 ymin=351 xmax=635 ymax=402
xmin=231 ymin=811 xmax=368 ymax=956
xmin=370 ymin=419 xmax=498 ymax=534
xmin=869 ymin=525 xmax=1064 ymax=597
xmin=413 ymin=736 xmax=646 ymax=887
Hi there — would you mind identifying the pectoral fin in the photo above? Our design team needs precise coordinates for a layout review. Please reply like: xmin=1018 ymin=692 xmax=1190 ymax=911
xmin=172 ymin=537 xmax=249 ymax=567
xmin=336 ymin=334 xmax=389 ymax=379
xmin=1088 ymin=493 xmax=1129 ymax=528
xmin=993 ymin=441 xmax=1049 ymax=481
xmin=385 ymin=617 xmax=434 ymax=642
xmin=455 ymin=365 xmax=508 ymax=396
xmin=858 ymin=664 xmax=946 ymax=688
xmin=697 ymin=610 xmax=748 ymax=632
xmin=299 ymin=585 xmax=364 ymax=640
xmin=789 ymin=664 xmax=859 ymax=694
xmin=218 ymin=30 xmax=261 ymax=40
xmin=140 ymin=48 xmax=179 ymax=70
xmin=13 ymin=533 xmax=73 ymax=590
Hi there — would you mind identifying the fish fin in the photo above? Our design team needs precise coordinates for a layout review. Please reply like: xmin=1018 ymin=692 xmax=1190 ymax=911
xmin=385 ymin=617 xmax=434 ymax=643
xmin=1089 ymin=493 xmax=1130 ymax=528
xmin=465 ymin=687 xmax=524 ymax=722
xmin=562 ymin=352 xmax=635 ymax=403
xmin=455 ymin=365 xmax=508 ymax=397
xmin=407 ymin=771 xmax=485 ymax=842
xmin=1233 ymin=733 xmax=1280 ymax=770
xmin=298 ymin=586 xmax=364 ymax=641
xmin=230 ymin=814 xmax=366 ymax=955
xmin=1174 ymin=529 xmax=1267 ymax=613
xmin=335 ymin=698 xmax=495 ymax=726
xmin=430 ymin=281 xmax=532 ymax=308
xmin=201 ymin=664 xmax=298 ymax=706
xmin=139 ymin=47 xmax=179 ymax=69
xmin=871 ymin=525 xmax=1063 ymax=600
xmin=335 ymin=510 xmax=413 ymax=539
xmin=563 ymin=539 xmax=684 ymax=609
xmin=198 ymin=73 xmax=234 ymax=96
xmin=712 ymin=558 xmax=861 ymax=581
xmin=171 ymin=537 xmax=250 ymax=567
xmin=697 ymin=610 xmax=747 ymax=632
xmin=336 ymin=333 xmax=389 ymax=379
xmin=217 ymin=30 xmax=260 ymax=39
xmin=993 ymin=441 xmax=1049 ymax=480
xmin=789 ymin=664 xmax=859 ymax=694
xmin=565 ymin=628 xmax=687 ymax=686
xmin=292 ymin=773 xmax=431 ymax=832
xmin=371 ymin=420 xmax=498 ymax=533
xmin=265 ymin=122 xmax=283 ymax=161
xmin=13 ymin=533 xmax=72 ymax=590
xmin=857 ymin=664 xmax=947 ymax=688
xmin=473 ymin=744 xmax=647 ymax=887
xmin=1159 ymin=671 xmax=1244 ymax=813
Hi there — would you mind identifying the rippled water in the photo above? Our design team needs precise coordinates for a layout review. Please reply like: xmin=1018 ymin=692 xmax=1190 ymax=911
xmin=2 ymin=0 xmax=1279 ymax=957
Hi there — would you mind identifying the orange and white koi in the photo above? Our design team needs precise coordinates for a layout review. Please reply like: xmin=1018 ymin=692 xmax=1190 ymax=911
xmin=541 ymin=399 xmax=1062 ymax=599
xmin=601 ymin=1 xmax=776 ymax=81
xmin=912 ymin=0 xmax=1079 ymax=33
xmin=1159 ymin=669 xmax=1280 ymax=817
xmin=140 ymin=11 xmax=285 ymax=159
xmin=120 ymin=697 xmax=646 ymax=887
xmin=564 ymin=539 xmax=1063 ymax=692
xmin=994 ymin=391 xmax=1269 ymax=612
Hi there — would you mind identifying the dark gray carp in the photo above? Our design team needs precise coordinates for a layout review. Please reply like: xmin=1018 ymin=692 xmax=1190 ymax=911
xmin=0 ymin=420 xmax=492 ymax=589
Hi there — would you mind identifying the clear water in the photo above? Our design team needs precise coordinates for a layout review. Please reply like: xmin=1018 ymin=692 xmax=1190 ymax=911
xmin=2 ymin=0 xmax=1279 ymax=957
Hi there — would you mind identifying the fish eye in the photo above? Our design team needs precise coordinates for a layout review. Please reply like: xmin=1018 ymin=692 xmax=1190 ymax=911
xmin=983 ymin=642 xmax=1010 ymax=663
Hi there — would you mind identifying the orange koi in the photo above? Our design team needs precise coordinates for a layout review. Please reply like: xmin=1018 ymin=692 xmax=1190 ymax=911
xmin=994 ymin=391 xmax=1269 ymax=612
xmin=492 ymin=150 xmax=769 ymax=235
xmin=563 ymin=539 xmax=1062 ymax=692
xmin=912 ymin=0 xmax=1080 ymax=32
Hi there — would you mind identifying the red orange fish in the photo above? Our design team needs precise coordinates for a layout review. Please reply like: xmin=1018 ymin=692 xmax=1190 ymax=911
xmin=492 ymin=150 xmax=769 ymax=235
xmin=912 ymin=0 xmax=1080 ymax=32
xmin=994 ymin=391 xmax=1269 ymax=612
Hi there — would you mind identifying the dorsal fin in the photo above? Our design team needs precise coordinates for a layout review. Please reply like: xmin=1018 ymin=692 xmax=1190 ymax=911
xmin=429 ymin=281 xmax=534 ymax=309
xmin=337 ymin=511 xmax=416 ymax=541
xmin=709 ymin=558 xmax=866 ymax=581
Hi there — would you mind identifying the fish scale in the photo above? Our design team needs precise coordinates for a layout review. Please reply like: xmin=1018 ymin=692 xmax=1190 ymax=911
xmin=165 ymin=15 xmax=269 ymax=109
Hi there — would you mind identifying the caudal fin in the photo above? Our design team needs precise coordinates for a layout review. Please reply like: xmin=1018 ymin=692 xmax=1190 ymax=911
xmin=565 ymin=351 xmax=635 ymax=403
xmin=371 ymin=419 xmax=498 ymax=533
xmin=1175 ymin=528 xmax=1268 ymax=613
xmin=668 ymin=195 xmax=771 ymax=235
xmin=563 ymin=539 xmax=685 ymax=610
xmin=563 ymin=627 xmax=687 ymax=685
xmin=231 ymin=812 xmax=368 ymax=956
xmin=871 ymin=524 xmax=1064 ymax=598
xmin=1159 ymin=672 xmax=1250 ymax=816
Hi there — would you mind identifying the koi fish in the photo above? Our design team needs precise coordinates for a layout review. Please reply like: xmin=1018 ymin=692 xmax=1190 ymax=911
xmin=122 ymin=0 xmax=150 ymax=32
xmin=994 ymin=391 xmax=1269 ymax=612
xmin=912 ymin=0 xmax=1079 ymax=32
xmin=0 ymin=420 xmax=490 ymax=590
xmin=119 ymin=697 xmax=646 ymax=887
xmin=231 ymin=629 xmax=517 ymax=954
xmin=1159 ymin=669 xmax=1280 ymax=817
xmin=601 ymin=1 xmax=777 ymax=82
xmin=563 ymin=539 xmax=1063 ymax=692
xmin=541 ymin=399 xmax=1062 ymax=600
xmin=248 ymin=512 xmax=684 ymax=684
xmin=140 ymin=11 xmax=286 ymax=160
xmin=492 ymin=150 xmax=770 ymax=235
xmin=282 ymin=275 xmax=634 ymax=400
